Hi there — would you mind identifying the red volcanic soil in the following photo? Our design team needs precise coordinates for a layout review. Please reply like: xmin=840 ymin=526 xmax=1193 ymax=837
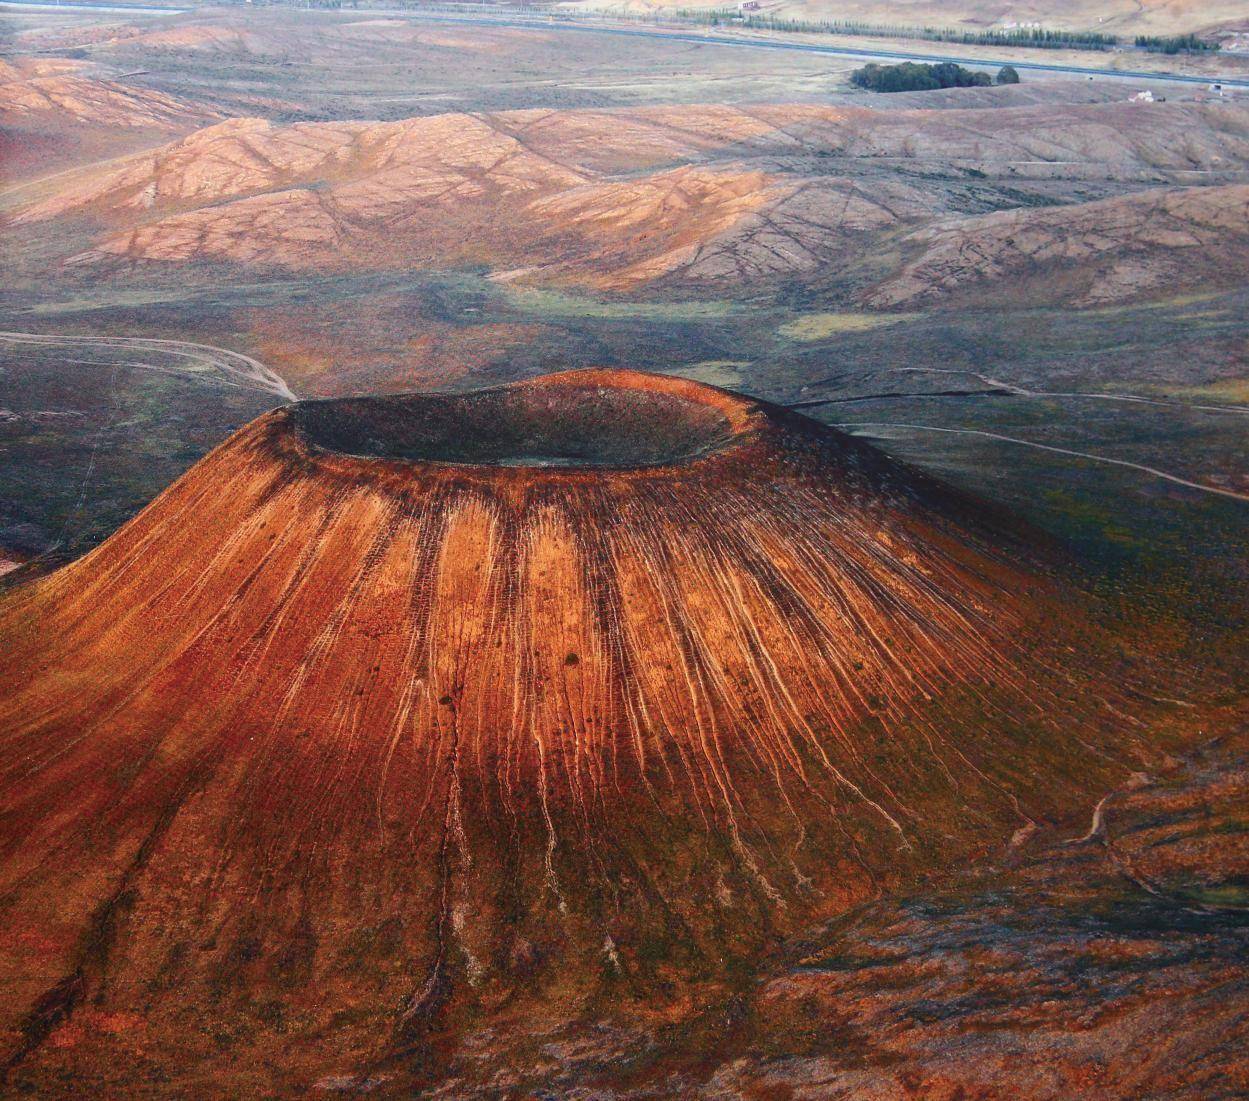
xmin=0 ymin=370 xmax=1170 ymax=1096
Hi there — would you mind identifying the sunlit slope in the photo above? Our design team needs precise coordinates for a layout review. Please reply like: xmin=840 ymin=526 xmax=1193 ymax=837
xmin=0 ymin=57 xmax=214 ymax=131
xmin=866 ymin=183 xmax=1249 ymax=308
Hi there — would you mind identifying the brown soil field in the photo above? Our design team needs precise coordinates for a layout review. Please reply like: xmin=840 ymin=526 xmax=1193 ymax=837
xmin=0 ymin=57 xmax=211 ymax=132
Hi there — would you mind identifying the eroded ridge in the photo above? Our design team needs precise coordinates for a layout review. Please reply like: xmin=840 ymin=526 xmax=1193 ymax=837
xmin=0 ymin=368 xmax=1156 ymax=1095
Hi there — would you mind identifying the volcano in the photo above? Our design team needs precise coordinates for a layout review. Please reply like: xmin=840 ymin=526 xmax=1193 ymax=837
xmin=0 ymin=369 xmax=1153 ymax=1096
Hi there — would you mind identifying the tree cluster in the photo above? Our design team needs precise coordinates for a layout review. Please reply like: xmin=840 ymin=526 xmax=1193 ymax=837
xmin=850 ymin=62 xmax=993 ymax=93
xmin=678 ymin=10 xmax=1118 ymax=49
xmin=1134 ymin=34 xmax=1219 ymax=54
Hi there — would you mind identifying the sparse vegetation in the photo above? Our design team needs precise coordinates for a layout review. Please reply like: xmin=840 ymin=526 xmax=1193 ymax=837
xmin=850 ymin=61 xmax=991 ymax=92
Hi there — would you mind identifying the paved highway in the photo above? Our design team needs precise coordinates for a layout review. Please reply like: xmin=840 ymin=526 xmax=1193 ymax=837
xmin=368 ymin=10 xmax=1249 ymax=90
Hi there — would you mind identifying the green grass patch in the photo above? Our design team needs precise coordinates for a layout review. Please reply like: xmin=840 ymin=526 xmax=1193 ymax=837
xmin=779 ymin=312 xmax=919 ymax=342
xmin=501 ymin=285 xmax=739 ymax=322
xmin=1171 ymin=378 xmax=1249 ymax=404
xmin=1177 ymin=883 xmax=1249 ymax=908
xmin=672 ymin=360 xmax=752 ymax=387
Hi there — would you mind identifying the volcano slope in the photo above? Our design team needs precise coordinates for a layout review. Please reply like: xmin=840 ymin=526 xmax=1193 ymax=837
xmin=0 ymin=369 xmax=1173 ymax=1096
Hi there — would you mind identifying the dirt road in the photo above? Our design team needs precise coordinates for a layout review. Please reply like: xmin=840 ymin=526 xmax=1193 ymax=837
xmin=0 ymin=330 xmax=296 ymax=401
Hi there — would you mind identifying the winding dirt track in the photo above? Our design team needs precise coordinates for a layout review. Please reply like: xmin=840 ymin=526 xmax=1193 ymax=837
xmin=844 ymin=421 xmax=1249 ymax=503
xmin=0 ymin=330 xmax=296 ymax=401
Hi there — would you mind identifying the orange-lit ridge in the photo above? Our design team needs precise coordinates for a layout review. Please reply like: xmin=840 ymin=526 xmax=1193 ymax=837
xmin=0 ymin=369 xmax=1154 ymax=1092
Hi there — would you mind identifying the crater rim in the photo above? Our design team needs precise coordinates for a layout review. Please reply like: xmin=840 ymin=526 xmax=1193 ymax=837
xmin=285 ymin=369 xmax=759 ymax=473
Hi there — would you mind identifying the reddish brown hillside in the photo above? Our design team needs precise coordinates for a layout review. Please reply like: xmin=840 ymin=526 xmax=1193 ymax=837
xmin=0 ymin=370 xmax=1166 ymax=1096
xmin=0 ymin=57 xmax=215 ymax=131
xmin=864 ymin=182 xmax=1249 ymax=309
xmin=13 ymin=99 xmax=1249 ymax=294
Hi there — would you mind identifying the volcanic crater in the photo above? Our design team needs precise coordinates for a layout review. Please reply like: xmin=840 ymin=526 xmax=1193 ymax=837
xmin=0 ymin=369 xmax=1164 ymax=1095
xmin=289 ymin=376 xmax=744 ymax=468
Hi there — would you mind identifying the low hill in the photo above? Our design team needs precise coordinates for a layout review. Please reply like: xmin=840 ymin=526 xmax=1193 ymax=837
xmin=864 ymin=182 xmax=1249 ymax=308
xmin=0 ymin=57 xmax=214 ymax=132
